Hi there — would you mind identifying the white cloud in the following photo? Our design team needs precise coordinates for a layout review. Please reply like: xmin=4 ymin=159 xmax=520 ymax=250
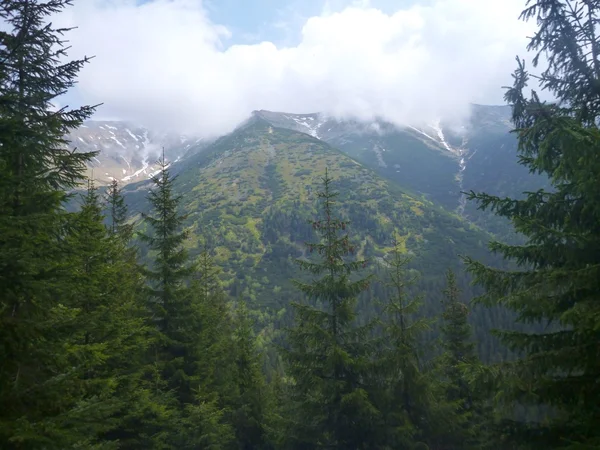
xmin=60 ymin=0 xmax=536 ymax=136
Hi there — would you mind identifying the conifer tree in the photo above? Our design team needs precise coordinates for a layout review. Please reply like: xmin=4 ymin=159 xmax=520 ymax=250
xmin=0 ymin=1 xmax=97 ymax=446
xmin=94 ymin=178 xmax=167 ymax=448
xmin=105 ymin=178 xmax=133 ymax=240
xmin=441 ymin=270 xmax=475 ymax=387
xmin=376 ymin=237 xmax=447 ymax=449
xmin=437 ymin=269 xmax=489 ymax=449
xmin=62 ymin=180 xmax=150 ymax=446
xmin=231 ymin=298 xmax=270 ymax=450
xmin=281 ymin=169 xmax=380 ymax=449
xmin=191 ymin=246 xmax=235 ymax=401
xmin=140 ymin=156 xmax=231 ymax=448
xmin=464 ymin=1 xmax=600 ymax=447
xmin=140 ymin=154 xmax=196 ymax=341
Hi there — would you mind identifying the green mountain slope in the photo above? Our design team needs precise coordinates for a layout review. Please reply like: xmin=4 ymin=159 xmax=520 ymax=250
xmin=252 ymin=106 xmax=550 ymax=241
xmin=253 ymin=110 xmax=461 ymax=210
xmin=123 ymin=117 xmax=508 ymax=346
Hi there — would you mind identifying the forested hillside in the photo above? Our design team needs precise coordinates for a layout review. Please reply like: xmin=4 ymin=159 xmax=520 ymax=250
xmin=1 ymin=1 xmax=599 ymax=449
xmin=121 ymin=115 xmax=508 ymax=354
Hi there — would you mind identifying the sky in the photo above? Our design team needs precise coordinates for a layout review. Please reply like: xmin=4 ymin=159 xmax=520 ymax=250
xmin=53 ymin=0 xmax=538 ymax=136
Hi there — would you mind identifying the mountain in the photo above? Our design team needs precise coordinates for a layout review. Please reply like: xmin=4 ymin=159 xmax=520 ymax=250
xmin=77 ymin=106 xmax=547 ymax=235
xmin=122 ymin=115 xmax=513 ymax=357
xmin=252 ymin=105 xmax=549 ymax=238
xmin=69 ymin=120 xmax=206 ymax=186
xmin=252 ymin=110 xmax=463 ymax=210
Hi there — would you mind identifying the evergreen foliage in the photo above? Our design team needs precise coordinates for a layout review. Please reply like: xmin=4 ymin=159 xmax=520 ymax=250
xmin=105 ymin=178 xmax=134 ymax=240
xmin=231 ymin=298 xmax=270 ymax=449
xmin=0 ymin=1 xmax=98 ymax=446
xmin=464 ymin=1 xmax=600 ymax=448
xmin=191 ymin=247 xmax=236 ymax=405
xmin=3 ymin=0 xmax=600 ymax=448
xmin=140 ymin=154 xmax=196 ymax=338
xmin=375 ymin=237 xmax=451 ymax=449
xmin=62 ymin=180 xmax=150 ymax=447
xmin=139 ymin=156 xmax=234 ymax=448
xmin=281 ymin=168 xmax=381 ymax=449
xmin=437 ymin=269 xmax=491 ymax=449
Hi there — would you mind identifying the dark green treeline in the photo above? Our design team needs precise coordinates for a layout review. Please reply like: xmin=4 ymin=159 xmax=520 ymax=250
xmin=1 ymin=1 xmax=599 ymax=449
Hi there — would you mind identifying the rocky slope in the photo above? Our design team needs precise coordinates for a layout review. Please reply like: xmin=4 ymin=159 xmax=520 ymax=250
xmin=69 ymin=120 xmax=205 ymax=185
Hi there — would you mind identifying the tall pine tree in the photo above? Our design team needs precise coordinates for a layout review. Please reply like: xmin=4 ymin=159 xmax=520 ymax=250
xmin=281 ymin=169 xmax=381 ymax=449
xmin=105 ymin=178 xmax=134 ymax=240
xmin=97 ymin=178 xmax=161 ymax=448
xmin=437 ymin=269 xmax=489 ymax=449
xmin=0 ymin=1 xmax=98 ymax=446
xmin=62 ymin=179 xmax=151 ymax=446
xmin=464 ymin=1 xmax=600 ymax=447
xmin=190 ymin=246 xmax=236 ymax=406
xmin=375 ymin=236 xmax=447 ymax=449
xmin=231 ymin=298 xmax=270 ymax=450
xmin=140 ymin=155 xmax=232 ymax=448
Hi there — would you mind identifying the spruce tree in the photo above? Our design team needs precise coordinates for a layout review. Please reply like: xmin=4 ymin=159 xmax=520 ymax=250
xmin=0 ymin=1 xmax=97 ymax=446
xmin=464 ymin=1 xmax=600 ymax=447
xmin=140 ymin=156 xmax=231 ymax=448
xmin=191 ymin=247 xmax=235 ymax=403
xmin=281 ymin=169 xmax=380 ymax=449
xmin=96 ymin=178 xmax=165 ymax=448
xmin=437 ymin=269 xmax=488 ymax=449
xmin=105 ymin=178 xmax=133 ymax=240
xmin=376 ymin=237 xmax=447 ymax=449
xmin=231 ymin=298 xmax=270 ymax=450
xmin=62 ymin=180 xmax=150 ymax=446
xmin=140 ymin=154 xmax=196 ymax=342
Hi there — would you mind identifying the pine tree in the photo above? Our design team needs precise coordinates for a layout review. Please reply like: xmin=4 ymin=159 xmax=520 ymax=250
xmin=437 ymin=269 xmax=488 ymax=449
xmin=464 ymin=1 xmax=600 ymax=447
xmin=231 ymin=298 xmax=270 ymax=450
xmin=281 ymin=168 xmax=380 ymax=449
xmin=140 ymin=156 xmax=232 ymax=448
xmin=441 ymin=271 xmax=475 ymax=382
xmin=0 ymin=1 xmax=98 ymax=446
xmin=95 ymin=178 xmax=166 ymax=448
xmin=105 ymin=178 xmax=133 ymax=240
xmin=140 ymin=154 xmax=196 ymax=343
xmin=191 ymin=246 xmax=235 ymax=402
xmin=62 ymin=180 xmax=151 ymax=446
xmin=375 ymin=236 xmax=446 ymax=449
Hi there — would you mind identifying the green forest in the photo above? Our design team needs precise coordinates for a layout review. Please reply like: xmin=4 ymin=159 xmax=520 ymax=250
xmin=1 ymin=0 xmax=599 ymax=449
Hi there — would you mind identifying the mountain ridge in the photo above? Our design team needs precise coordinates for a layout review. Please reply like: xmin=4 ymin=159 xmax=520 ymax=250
xmin=70 ymin=120 xmax=206 ymax=186
xmin=124 ymin=118 xmax=498 ymax=314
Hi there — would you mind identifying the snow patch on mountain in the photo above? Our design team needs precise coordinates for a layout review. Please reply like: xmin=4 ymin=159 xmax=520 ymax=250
xmin=122 ymin=161 xmax=149 ymax=182
xmin=125 ymin=129 xmax=139 ymax=141
xmin=406 ymin=125 xmax=438 ymax=144
xmin=276 ymin=113 xmax=327 ymax=139
xmin=110 ymin=135 xmax=126 ymax=148
xmin=68 ymin=120 xmax=197 ymax=186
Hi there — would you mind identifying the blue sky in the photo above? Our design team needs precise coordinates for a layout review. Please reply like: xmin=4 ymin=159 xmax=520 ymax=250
xmin=62 ymin=0 xmax=534 ymax=134
xmin=146 ymin=0 xmax=420 ymax=46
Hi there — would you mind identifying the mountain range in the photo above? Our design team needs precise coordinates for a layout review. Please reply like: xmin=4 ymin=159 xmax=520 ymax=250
xmin=70 ymin=104 xmax=545 ymax=353
xmin=78 ymin=104 xmax=541 ymax=214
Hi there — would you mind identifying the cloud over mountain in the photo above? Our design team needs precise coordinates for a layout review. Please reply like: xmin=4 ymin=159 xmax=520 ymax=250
xmin=60 ymin=0 xmax=535 ymax=136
